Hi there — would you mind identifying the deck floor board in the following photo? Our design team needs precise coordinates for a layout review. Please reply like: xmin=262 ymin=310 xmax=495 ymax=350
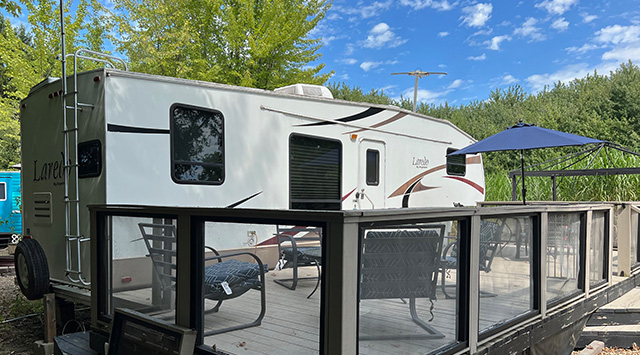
xmin=110 ymin=249 xmax=562 ymax=354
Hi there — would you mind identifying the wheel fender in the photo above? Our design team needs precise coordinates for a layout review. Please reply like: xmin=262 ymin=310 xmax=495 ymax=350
xmin=14 ymin=238 xmax=51 ymax=300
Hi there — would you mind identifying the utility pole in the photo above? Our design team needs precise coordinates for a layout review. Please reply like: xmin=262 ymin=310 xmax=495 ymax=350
xmin=391 ymin=70 xmax=447 ymax=112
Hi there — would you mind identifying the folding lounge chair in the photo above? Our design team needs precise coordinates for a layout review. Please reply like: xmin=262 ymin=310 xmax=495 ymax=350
xmin=138 ymin=223 xmax=266 ymax=335
xmin=274 ymin=226 xmax=322 ymax=295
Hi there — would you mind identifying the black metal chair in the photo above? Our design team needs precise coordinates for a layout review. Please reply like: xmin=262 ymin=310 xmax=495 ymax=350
xmin=273 ymin=226 xmax=322 ymax=295
xmin=138 ymin=223 xmax=266 ymax=335
xmin=440 ymin=219 xmax=507 ymax=299
xmin=360 ymin=226 xmax=446 ymax=340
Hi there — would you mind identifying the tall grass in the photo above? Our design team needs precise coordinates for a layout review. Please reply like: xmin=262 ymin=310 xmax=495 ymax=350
xmin=485 ymin=147 xmax=640 ymax=202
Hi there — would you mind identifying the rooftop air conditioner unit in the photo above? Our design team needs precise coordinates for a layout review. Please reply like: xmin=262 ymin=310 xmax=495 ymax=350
xmin=274 ymin=84 xmax=333 ymax=99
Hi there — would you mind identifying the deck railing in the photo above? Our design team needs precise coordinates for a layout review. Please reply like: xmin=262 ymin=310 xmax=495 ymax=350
xmin=89 ymin=203 xmax=640 ymax=355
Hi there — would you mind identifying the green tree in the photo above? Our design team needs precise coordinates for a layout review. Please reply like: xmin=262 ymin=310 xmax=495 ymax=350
xmin=0 ymin=0 xmax=21 ymax=17
xmin=0 ymin=15 xmax=39 ymax=168
xmin=112 ymin=0 xmax=332 ymax=89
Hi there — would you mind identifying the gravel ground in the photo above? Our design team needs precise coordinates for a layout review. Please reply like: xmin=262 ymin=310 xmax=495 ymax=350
xmin=0 ymin=269 xmax=44 ymax=355
xmin=573 ymin=344 xmax=640 ymax=355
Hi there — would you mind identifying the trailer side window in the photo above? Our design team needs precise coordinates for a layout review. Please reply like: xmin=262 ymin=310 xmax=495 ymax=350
xmin=171 ymin=105 xmax=224 ymax=184
xmin=78 ymin=140 xmax=102 ymax=178
xmin=290 ymin=134 xmax=342 ymax=210
xmin=0 ymin=182 xmax=5 ymax=201
xmin=447 ymin=148 xmax=466 ymax=176
xmin=366 ymin=149 xmax=379 ymax=186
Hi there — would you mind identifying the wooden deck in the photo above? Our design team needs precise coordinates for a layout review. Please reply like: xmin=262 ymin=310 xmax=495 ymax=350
xmin=110 ymin=242 xmax=585 ymax=354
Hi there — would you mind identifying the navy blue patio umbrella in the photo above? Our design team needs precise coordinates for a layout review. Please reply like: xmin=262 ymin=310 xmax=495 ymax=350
xmin=449 ymin=122 xmax=605 ymax=204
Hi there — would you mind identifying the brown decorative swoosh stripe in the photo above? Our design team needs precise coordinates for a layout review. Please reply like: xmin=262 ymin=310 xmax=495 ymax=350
xmin=389 ymin=164 xmax=446 ymax=198
xmin=299 ymin=107 xmax=385 ymax=127
xmin=412 ymin=182 xmax=440 ymax=193
xmin=388 ymin=156 xmax=483 ymax=199
xmin=345 ymin=112 xmax=408 ymax=135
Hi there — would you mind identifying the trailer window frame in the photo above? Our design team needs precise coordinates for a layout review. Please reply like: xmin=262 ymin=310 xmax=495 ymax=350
xmin=78 ymin=139 xmax=103 ymax=179
xmin=170 ymin=103 xmax=225 ymax=185
xmin=366 ymin=149 xmax=379 ymax=186
xmin=0 ymin=182 xmax=5 ymax=201
xmin=447 ymin=148 xmax=466 ymax=177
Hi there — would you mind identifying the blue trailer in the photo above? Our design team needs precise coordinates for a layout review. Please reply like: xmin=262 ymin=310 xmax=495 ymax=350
xmin=0 ymin=171 xmax=21 ymax=247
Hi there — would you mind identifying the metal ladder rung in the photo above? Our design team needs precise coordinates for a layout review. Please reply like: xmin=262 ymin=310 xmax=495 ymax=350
xmin=65 ymin=102 xmax=94 ymax=109
xmin=63 ymin=128 xmax=78 ymax=133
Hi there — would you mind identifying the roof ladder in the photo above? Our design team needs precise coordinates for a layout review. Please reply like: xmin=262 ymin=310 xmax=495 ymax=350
xmin=59 ymin=46 xmax=126 ymax=285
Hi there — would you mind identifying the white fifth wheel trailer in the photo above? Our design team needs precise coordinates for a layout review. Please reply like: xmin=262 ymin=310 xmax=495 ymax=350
xmin=17 ymin=67 xmax=484 ymax=298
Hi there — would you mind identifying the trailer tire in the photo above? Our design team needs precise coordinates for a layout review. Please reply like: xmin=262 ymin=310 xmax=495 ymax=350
xmin=14 ymin=239 xmax=50 ymax=300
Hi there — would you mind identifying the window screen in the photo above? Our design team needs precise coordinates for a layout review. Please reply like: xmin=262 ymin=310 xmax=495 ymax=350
xmin=78 ymin=140 xmax=102 ymax=178
xmin=366 ymin=149 xmax=379 ymax=186
xmin=447 ymin=148 xmax=466 ymax=176
xmin=171 ymin=104 xmax=224 ymax=184
xmin=290 ymin=134 xmax=342 ymax=210
xmin=0 ymin=182 xmax=5 ymax=201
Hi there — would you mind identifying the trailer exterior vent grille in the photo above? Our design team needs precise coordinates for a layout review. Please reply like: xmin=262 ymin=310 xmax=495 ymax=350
xmin=289 ymin=134 xmax=342 ymax=210
xmin=274 ymin=84 xmax=333 ymax=99
xmin=33 ymin=192 xmax=52 ymax=226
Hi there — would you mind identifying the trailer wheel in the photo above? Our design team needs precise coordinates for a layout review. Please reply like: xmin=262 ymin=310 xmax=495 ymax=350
xmin=14 ymin=239 xmax=50 ymax=300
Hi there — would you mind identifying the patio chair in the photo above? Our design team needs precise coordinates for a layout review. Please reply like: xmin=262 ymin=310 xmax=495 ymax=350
xmin=138 ymin=223 xmax=266 ymax=335
xmin=273 ymin=226 xmax=322 ymax=295
xmin=440 ymin=219 xmax=507 ymax=299
xmin=360 ymin=226 xmax=446 ymax=340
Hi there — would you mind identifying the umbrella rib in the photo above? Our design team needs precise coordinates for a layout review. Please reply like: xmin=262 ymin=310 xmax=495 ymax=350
xmin=585 ymin=144 xmax=605 ymax=170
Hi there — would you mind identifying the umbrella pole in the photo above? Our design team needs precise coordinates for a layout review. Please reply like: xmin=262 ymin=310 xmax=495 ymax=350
xmin=521 ymin=149 xmax=526 ymax=204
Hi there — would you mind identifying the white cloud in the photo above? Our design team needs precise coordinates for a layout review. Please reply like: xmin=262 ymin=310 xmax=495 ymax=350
xmin=525 ymin=62 xmax=619 ymax=92
xmin=448 ymin=79 xmax=464 ymax=88
xmin=467 ymin=53 xmax=487 ymax=61
xmin=501 ymin=74 xmax=519 ymax=85
xmin=514 ymin=17 xmax=546 ymax=41
xmin=535 ymin=0 xmax=577 ymax=15
xmin=360 ymin=61 xmax=382 ymax=71
xmin=322 ymin=36 xmax=338 ymax=45
xmin=326 ymin=12 xmax=342 ymax=21
xmin=566 ymin=43 xmax=603 ymax=54
xmin=334 ymin=1 xmax=392 ymax=19
xmin=438 ymin=31 xmax=450 ymax=37
xmin=470 ymin=29 xmax=493 ymax=37
xmin=360 ymin=60 xmax=398 ymax=72
xmin=602 ymin=43 xmax=640 ymax=62
xmin=408 ymin=88 xmax=450 ymax=106
xmin=551 ymin=17 xmax=569 ymax=32
xmin=460 ymin=3 xmax=492 ymax=28
xmin=581 ymin=13 xmax=598 ymax=23
xmin=486 ymin=35 xmax=512 ymax=50
xmin=345 ymin=43 xmax=355 ymax=56
xmin=595 ymin=25 xmax=640 ymax=44
xmin=378 ymin=85 xmax=398 ymax=93
xmin=362 ymin=23 xmax=407 ymax=49
xmin=339 ymin=58 xmax=359 ymax=65
xmin=400 ymin=0 xmax=457 ymax=11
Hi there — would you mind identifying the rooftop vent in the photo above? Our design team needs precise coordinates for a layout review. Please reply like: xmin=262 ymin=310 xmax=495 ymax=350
xmin=274 ymin=84 xmax=333 ymax=99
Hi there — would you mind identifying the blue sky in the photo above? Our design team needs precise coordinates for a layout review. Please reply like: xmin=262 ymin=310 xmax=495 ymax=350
xmin=312 ymin=0 xmax=640 ymax=107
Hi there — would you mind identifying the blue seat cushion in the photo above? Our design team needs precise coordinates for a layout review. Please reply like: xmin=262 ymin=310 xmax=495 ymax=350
xmin=281 ymin=246 xmax=322 ymax=267
xmin=203 ymin=259 xmax=263 ymax=301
